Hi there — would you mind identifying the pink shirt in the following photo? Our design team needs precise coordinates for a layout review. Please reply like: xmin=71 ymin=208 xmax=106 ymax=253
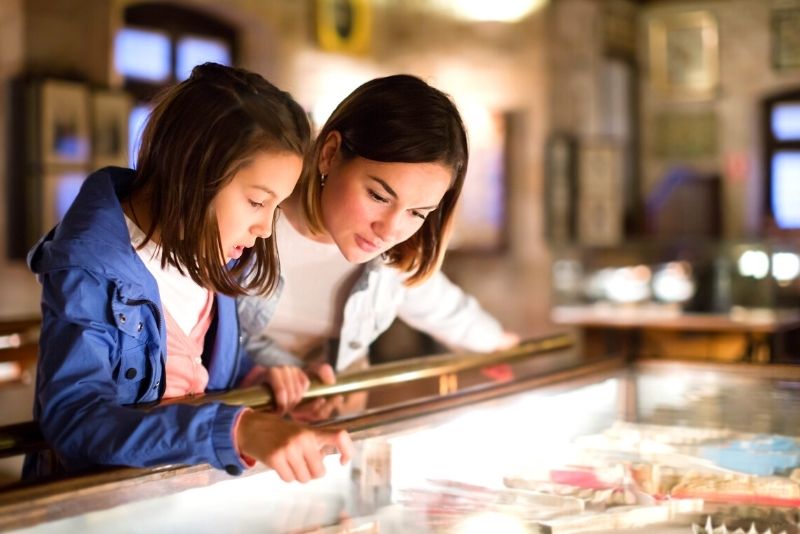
xmin=162 ymin=291 xmax=214 ymax=399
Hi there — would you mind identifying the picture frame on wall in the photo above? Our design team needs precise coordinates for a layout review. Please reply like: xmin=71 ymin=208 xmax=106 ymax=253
xmin=544 ymin=133 xmax=577 ymax=243
xmin=40 ymin=79 xmax=91 ymax=166
xmin=91 ymin=90 xmax=132 ymax=169
xmin=577 ymin=140 xmax=624 ymax=246
xmin=772 ymin=9 xmax=800 ymax=71
xmin=315 ymin=0 xmax=372 ymax=55
xmin=648 ymin=10 xmax=719 ymax=100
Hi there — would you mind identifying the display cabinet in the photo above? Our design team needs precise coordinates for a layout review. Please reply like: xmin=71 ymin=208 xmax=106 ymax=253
xmin=4 ymin=339 xmax=800 ymax=533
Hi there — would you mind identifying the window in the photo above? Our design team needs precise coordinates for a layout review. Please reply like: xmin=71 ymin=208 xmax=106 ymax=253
xmin=114 ymin=3 xmax=237 ymax=166
xmin=764 ymin=89 xmax=800 ymax=230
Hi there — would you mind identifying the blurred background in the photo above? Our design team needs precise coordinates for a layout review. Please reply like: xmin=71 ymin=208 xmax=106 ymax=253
xmin=2 ymin=0 xmax=800 ymax=379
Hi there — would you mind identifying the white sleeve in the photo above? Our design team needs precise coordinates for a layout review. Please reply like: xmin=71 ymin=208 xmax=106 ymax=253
xmin=397 ymin=270 xmax=504 ymax=352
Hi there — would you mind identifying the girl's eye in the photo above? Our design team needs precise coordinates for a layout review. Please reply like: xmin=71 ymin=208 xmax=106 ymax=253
xmin=249 ymin=200 xmax=264 ymax=208
xmin=368 ymin=190 xmax=388 ymax=203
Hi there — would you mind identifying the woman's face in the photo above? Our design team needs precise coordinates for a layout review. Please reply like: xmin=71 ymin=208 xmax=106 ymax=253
xmin=319 ymin=136 xmax=452 ymax=264
xmin=214 ymin=151 xmax=302 ymax=261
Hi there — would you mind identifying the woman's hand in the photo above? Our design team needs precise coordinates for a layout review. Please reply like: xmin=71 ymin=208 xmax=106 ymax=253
xmin=264 ymin=366 xmax=311 ymax=414
xmin=480 ymin=330 xmax=521 ymax=383
xmin=495 ymin=330 xmax=520 ymax=351
xmin=236 ymin=410 xmax=353 ymax=483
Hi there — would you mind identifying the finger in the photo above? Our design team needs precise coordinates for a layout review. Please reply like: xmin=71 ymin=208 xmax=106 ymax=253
xmin=318 ymin=395 xmax=343 ymax=419
xmin=300 ymin=371 xmax=311 ymax=392
xmin=304 ymin=442 xmax=326 ymax=479
xmin=285 ymin=444 xmax=312 ymax=483
xmin=316 ymin=364 xmax=336 ymax=385
xmin=268 ymin=455 xmax=295 ymax=483
xmin=272 ymin=383 xmax=289 ymax=414
xmin=316 ymin=428 xmax=353 ymax=465
xmin=284 ymin=370 xmax=301 ymax=408
xmin=335 ymin=430 xmax=354 ymax=464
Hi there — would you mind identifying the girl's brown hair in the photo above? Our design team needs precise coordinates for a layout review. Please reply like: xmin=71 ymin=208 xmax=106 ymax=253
xmin=298 ymin=74 xmax=468 ymax=285
xmin=132 ymin=62 xmax=310 ymax=296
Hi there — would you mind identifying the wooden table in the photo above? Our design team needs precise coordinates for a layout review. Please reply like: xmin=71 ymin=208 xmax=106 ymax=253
xmin=552 ymin=305 xmax=800 ymax=363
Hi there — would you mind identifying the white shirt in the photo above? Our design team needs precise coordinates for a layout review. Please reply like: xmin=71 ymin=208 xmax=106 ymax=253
xmin=265 ymin=212 xmax=360 ymax=360
xmin=124 ymin=214 xmax=208 ymax=337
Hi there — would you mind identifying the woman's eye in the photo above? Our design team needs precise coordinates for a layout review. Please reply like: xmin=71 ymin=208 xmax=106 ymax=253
xmin=411 ymin=210 xmax=427 ymax=220
xmin=249 ymin=200 xmax=264 ymax=208
xmin=368 ymin=190 xmax=388 ymax=203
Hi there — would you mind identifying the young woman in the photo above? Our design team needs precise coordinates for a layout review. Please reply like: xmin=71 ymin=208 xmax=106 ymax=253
xmin=26 ymin=63 xmax=352 ymax=483
xmin=237 ymin=74 xmax=519 ymax=413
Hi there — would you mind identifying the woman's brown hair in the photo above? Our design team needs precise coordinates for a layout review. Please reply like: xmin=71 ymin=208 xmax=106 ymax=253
xmin=298 ymin=74 xmax=468 ymax=285
xmin=132 ymin=62 xmax=310 ymax=296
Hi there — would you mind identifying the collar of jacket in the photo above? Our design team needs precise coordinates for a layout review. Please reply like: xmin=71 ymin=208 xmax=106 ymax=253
xmin=27 ymin=167 xmax=158 ymax=303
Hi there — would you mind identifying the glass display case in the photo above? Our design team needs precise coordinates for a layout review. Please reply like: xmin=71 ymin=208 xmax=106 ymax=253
xmin=4 ymin=345 xmax=800 ymax=533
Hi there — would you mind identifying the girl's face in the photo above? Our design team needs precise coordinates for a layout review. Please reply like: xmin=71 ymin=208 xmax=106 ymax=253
xmin=319 ymin=136 xmax=452 ymax=264
xmin=214 ymin=151 xmax=302 ymax=261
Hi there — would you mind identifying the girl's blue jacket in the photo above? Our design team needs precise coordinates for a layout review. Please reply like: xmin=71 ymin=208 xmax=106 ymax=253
xmin=24 ymin=167 xmax=253 ymax=478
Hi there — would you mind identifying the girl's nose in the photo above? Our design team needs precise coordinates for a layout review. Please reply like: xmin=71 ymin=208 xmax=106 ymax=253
xmin=253 ymin=213 xmax=273 ymax=239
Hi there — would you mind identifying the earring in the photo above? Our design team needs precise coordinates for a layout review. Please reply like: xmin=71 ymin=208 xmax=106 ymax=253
xmin=320 ymin=173 xmax=327 ymax=187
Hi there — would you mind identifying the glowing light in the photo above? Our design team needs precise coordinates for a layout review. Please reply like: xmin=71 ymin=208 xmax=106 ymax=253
xmin=737 ymin=250 xmax=770 ymax=279
xmin=772 ymin=252 xmax=800 ymax=282
xmin=652 ymin=262 xmax=695 ymax=303
xmin=605 ymin=265 xmax=652 ymax=303
xmin=444 ymin=0 xmax=548 ymax=22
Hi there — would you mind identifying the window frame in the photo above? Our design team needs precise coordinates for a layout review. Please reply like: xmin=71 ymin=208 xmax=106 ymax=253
xmin=121 ymin=3 xmax=238 ymax=102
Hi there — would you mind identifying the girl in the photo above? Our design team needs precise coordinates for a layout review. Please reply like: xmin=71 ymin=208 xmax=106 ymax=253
xmin=238 ymin=74 xmax=519 ymax=413
xmin=25 ymin=63 xmax=352 ymax=483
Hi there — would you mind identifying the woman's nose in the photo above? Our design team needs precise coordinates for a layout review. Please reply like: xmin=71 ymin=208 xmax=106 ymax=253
xmin=374 ymin=210 xmax=404 ymax=243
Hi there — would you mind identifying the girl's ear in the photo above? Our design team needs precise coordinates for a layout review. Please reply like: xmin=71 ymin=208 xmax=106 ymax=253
xmin=318 ymin=131 xmax=341 ymax=175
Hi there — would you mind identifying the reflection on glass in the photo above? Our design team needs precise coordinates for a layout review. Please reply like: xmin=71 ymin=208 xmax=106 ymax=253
xmin=772 ymin=150 xmax=800 ymax=229
xmin=114 ymin=28 xmax=171 ymax=82
xmin=176 ymin=35 xmax=232 ymax=81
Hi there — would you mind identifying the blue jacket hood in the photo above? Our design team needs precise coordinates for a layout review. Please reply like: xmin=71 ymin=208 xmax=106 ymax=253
xmin=28 ymin=167 xmax=157 ymax=303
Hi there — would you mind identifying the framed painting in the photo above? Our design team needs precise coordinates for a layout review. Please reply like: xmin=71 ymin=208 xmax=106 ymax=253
xmin=648 ymin=10 xmax=719 ymax=99
xmin=772 ymin=9 xmax=800 ymax=71
xmin=576 ymin=140 xmax=624 ymax=246
xmin=40 ymin=80 xmax=90 ymax=166
xmin=315 ymin=0 xmax=372 ymax=55
xmin=91 ymin=90 xmax=132 ymax=168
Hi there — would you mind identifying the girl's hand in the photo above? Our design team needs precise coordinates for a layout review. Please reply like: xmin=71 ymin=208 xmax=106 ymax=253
xmin=236 ymin=410 xmax=353 ymax=483
xmin=265 ymin=366 xmax=311 ymax=414
xmin=495 ymin=330 xmax=520 ymax=351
